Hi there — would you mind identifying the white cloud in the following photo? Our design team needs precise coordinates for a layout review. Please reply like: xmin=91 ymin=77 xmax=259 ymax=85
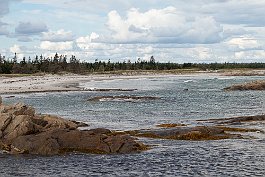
xmin=10 ymin=44 xmax=22 ymax=53
xmin=76 ymin=32 xmax=99 ymax=44
xmin=2 ymin=1 xmax=265 ymax=63
xmin=137 ymin=46 xmax=153 ymax=54
xmin=10 ymin=44 xmax=24 ymax=58
xmin=42 ymin=29 xmax=75 ymax=42
xmin=235 ymin=50 xmax=265 ymax=61
xmin=40 ymin=41 xmax=73 ymax=51
xmin=191 ymin=47 xmax=211 ymax=60
xmin=226 ymin=37 xmax=261 ymax=51
xmin=99 ymin=7 xmax=223 ymax=44
xmin=76 ymin=33 xmax=105 ymax=54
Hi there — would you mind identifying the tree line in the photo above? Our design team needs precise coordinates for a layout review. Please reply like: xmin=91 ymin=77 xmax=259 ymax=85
xmin=0 ymin=53 xmax=265 ymax=74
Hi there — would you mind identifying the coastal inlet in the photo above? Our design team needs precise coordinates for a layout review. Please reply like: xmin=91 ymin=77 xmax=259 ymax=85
xmin=1 ymin=74 xmax=265 ymax=176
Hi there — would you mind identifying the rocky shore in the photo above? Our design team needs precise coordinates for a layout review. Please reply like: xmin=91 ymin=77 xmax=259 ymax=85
xmin=1 ymin=94 xmax=264 ymax=156
xmin=125 ymin=115 xmax=264 ymax=141
xmin=0 ymin=97 xmax=147 ymax=155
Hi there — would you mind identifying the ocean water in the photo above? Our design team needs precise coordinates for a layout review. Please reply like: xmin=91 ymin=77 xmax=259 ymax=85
xmin=1 ymin=74 xmax=265 ymax=176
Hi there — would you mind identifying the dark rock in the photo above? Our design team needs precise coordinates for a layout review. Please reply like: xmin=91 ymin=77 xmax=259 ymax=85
xmin=10 ymin=128 xmax=146 ymax=155
xmin=127 ymin=126 xmax=242 ymax=140
xmin=84 ymin=88 xmax=137 ymax=92
xmin=86 ymin=128 xmax=111 ymax=135
xmin=200 ymin=115 xmax=265 ymax=125
xmin=88 ymin=96 xmax=160 ymax=102
xmin=70 ymin=120 xmax=89 ymax=128
xmin=5 ymin=96 xmax=15 ymax=99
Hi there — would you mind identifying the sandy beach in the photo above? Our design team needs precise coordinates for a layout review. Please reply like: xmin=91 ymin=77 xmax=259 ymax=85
xmin=0 ymin=72 xmax=218 ymax=94
xmin=0 ymin=73 xmax=173 ymax=94
xmin=0 ymin=74 xmax=91 ymax=94
xmin=1 ymin=69 xmax=263 ymax=95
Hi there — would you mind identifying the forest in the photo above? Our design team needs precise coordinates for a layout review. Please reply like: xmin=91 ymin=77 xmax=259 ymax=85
xmin=1 ymin=53 xmax=265 ymax=74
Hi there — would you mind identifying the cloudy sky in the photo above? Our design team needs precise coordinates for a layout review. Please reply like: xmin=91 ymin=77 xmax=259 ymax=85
xmin=0 ymin=0 xmax=265 ymax=63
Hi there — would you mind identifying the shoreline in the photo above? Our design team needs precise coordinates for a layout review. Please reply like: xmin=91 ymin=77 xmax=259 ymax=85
xmin=0 ymin=75 xmax=82 ymax=95
xmin=1 ymin=69 xmax=265 ymax=95
xmin=0 ymin=72 xmax=220 ymax=95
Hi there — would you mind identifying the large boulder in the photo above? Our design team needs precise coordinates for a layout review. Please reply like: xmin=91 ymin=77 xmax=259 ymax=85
xmin=0 ymin=114 xmax=40 ymax=143
xmin=10 ymin=128 xmax=146 ymax=155
xmin=37 ymin=114 xmax=80 ymax=130
xmin=0 ymin=101 xmax=147 ymax=155
xmin=0 ymin=102 xmax=37 ymax=142
xmin=0 ymin=102 xmax=35 ymax=117
xmin=0 ymin=103 xmax=75 ymax=142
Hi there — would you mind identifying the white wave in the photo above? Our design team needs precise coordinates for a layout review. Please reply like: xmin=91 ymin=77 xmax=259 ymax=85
xmin=184 ymin=80 xmax=194 ymax=83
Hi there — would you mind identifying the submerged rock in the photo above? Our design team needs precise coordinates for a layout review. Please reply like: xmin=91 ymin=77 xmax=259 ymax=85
xmin=224 ymin=80 xmax=265 ymax=91
xmin=126 ymin=115 xmax=265 ymax=141
xmin=126 ymin=126 xmax=242 ymax=141
xmin=199 ymin=115 xmax=265 ymax=125
xmin=156 ymin=123 xmax=187 ymax=128
xmin=84 ymin=88 xmax=137 ymax=92
xmin=88 ymin=95 xmax=160 ymax=102
xmin=0 ymin=97 xmax=147 ymax=155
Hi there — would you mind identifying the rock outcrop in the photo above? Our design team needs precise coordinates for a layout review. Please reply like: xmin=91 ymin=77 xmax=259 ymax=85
xmin=0 ymin=97 xmax=147 ymax=155
xmin=126 ymin=126 xmax=242 ymax=141
xmin=224 ymin=80 xmax=265 ymax=91
xmin=10 ymin=128 xmax=145 ymax=155
xmin=126 ymin=115 xmax=265 ymax=141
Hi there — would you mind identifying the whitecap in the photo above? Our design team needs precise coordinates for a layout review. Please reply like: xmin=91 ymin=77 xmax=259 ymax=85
xmin=184 ymin=80 xmax=193 ymax=83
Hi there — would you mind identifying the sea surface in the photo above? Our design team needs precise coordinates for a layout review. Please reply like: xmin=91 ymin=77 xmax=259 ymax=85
xmin=1 ymin=74 xmax=265 ymax=176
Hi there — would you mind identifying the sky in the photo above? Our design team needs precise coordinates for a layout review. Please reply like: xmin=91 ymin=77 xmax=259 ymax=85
xmin=0 ymin=0 xmax=265 ymax=63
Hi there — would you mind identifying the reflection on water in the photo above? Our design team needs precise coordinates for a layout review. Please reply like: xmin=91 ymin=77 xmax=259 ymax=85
xmin=1 ymin=75 xmax=265 ymax=176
